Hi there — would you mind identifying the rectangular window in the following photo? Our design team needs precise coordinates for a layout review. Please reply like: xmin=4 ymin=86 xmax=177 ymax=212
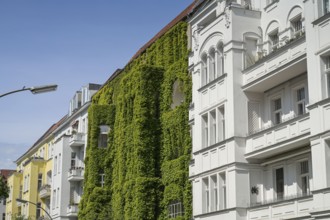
xmin=272 ymin=98 xmax=282 ymax=125
xmin=324 ymin=0 xmax=330 ymax=15
xmin=99 ymin=174 xmax=105 ymax=187
xmin=300 ymin=161 xmax=310 ymax=195
xmin=36 ymin=203 xmax=41 ymax=219
xmin=168 ymin=201 xmax=184 ymax=218
xmin=325 ymin=56 xmax=330 ymax=72
xmin=56 ymin=188 xmax=60 ymax=208
xmin=327 ymin=74 xmax=330 ymax=98
xmin=202 ymin=178 xmax=209 ymax=213
xmin=38 ymin=173 xmax=42 ymax=190
xmin=98 ymin=125 xmax=110 ymax=148
xmin=58 ymin=154 xmax=61 ymax=174
xmin=202 ymin=114 xmax=209 ymax=148
xmin=202 ymin=55 xmax=208 ymax=86
xmin=52 ymin=190 xmax=56 ymax=209
xmin=71 ymin=152 xmax=76 ymax=168
xmin=210 ymin=110 xmax=216 ymax=145
xmin=275 ymin=168 xmax=284 ymax=200
xmin=210 ymin=175 xmax=218 ymax=211
xmin=54 ymin=156 xmax=57 ymax=174
xmin=219 ymin=172 xmax=226 ymax=210
xmin=218 ymin=106 xmax=225 ymax=142
xmin=209 ymin=51 xmax=216 ymax=82
xmin=296 ymin=87 xmax=306 ymax=116
xmin=245 ymin=38 xmax=258 ymax=68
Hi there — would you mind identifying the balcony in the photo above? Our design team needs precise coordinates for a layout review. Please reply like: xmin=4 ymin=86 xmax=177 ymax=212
xmin=69 ymin=133 xmax=85 ymax=147
xmin=67 ymin=167 xmax=84 ymax=181
xmin=39 ymin=184 xmax=51 ymax=199
xmin=67 ymin=204 xmax=78 ymax=217
xmin=242 ymin=35 xmax=306 ymax=92
xmin=248 ymin=193 xmax=313 ymax=220
xmin=245 ymin=114 xmax=310 ymax=160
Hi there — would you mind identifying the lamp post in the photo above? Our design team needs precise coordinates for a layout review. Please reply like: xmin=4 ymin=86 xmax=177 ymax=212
xmin=16 ymin=198 xmax=53 ymax=220
xmin=0 ymin=84 xmax=58 ymax=98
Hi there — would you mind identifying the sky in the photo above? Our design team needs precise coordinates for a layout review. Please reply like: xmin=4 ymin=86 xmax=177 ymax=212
xmin=0 ymin=0 xmax=193 ymax=169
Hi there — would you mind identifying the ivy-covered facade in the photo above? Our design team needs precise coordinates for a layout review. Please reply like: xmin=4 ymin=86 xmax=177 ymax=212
xmin=79 ymin=11 xmax=193 ymax=220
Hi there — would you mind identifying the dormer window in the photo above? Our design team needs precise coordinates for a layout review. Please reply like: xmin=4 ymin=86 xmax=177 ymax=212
xmin=98 ymin=125 xmax=110 ymax=148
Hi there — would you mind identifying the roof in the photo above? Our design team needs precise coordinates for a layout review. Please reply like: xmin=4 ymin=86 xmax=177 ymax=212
xmin=0 ymin=169 xmax=15 ymax=179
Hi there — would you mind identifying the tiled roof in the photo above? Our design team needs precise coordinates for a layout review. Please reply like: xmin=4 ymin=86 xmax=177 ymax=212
xmin=0 ymin=169 xmax=15 ymax=180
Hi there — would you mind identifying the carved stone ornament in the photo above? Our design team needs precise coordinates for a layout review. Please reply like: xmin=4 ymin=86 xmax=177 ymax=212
xmin=193 ymin=29 xmax=200 ymax=51
xmin=225 ymin=6 xmax=231 ymax=28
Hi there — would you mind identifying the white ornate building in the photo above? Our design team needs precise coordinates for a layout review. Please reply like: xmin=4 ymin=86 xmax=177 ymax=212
xmin=50 ymin=83 xmax=101 ymax=220
xmin=188 ymin=0 xmax=330 ymax=219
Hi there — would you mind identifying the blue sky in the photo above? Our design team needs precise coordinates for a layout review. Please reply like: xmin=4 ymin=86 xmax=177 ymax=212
xmin=0 ymin=0 xmax=193 ymax=169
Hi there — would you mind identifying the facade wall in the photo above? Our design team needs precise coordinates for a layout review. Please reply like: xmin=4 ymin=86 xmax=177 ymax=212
xmin=189 ymin=0 xmax=330 ymax=219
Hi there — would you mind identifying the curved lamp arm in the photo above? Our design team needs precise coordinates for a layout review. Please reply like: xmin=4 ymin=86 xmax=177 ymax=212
xmin=0 ymin=85 xmax=57 ymax=98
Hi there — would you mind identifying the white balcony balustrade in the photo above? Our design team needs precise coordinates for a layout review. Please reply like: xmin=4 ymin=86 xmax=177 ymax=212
xmin=67 ymin=167 xmax=84 ymax=181
xmin=67 ymin=204 xmax=79 ymax=216
xmin=69 ymin=132 xmax=85 ymax=147
xmin=39 ymin=184 xmax=51 ymax=199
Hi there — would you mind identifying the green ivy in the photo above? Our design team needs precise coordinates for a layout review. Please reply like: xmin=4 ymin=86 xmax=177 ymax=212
xmin=80 ymin=21 xmax=192 ymax=220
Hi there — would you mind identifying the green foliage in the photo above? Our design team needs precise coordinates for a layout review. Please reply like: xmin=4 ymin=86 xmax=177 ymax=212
xmin=80 ymin=21 xmax=192 ymax=220
xmin=0 ymin=175 xmax=9 ymax=200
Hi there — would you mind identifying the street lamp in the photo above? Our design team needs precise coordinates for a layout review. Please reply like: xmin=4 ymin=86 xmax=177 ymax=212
xmin=0 ymin=84 xmax=58 ymax=98
xmin=16 ymin=198 xmax=53 ymax=220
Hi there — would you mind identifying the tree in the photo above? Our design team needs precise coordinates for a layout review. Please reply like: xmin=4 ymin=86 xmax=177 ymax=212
xmin=0 ymin=175 xmax=9 ymax=200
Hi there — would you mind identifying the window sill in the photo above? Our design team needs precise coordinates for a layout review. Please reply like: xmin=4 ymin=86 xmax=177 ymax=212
xmin=312 ymin=11 xmax=330 ymax=26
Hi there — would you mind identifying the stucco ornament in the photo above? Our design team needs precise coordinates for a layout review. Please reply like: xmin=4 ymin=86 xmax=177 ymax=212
xmin=224 ymin=6 xmax=231 ymax=28
xmin=193 ymin=29 xmax=200 ymax=51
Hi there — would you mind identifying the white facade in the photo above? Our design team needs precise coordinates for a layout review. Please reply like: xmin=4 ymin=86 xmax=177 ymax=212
xmin=188 ymin=0 xmax=330 ymax=219
xmin=50 ymin=83 xmax=100 ymax=220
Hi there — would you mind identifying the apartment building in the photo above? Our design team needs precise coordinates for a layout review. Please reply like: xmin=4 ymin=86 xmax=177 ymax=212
xmin=0 ymin=170 xmax=15 ymax=220
xmin=5 ymin=122 xmax=61 ymax=220
xmin=188 ymin=0 xmax=330 ymax=219
xmin=50 ymin=83 xmax=101 ymax=220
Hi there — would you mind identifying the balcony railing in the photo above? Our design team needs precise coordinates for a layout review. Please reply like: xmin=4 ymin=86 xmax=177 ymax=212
xmin=39 ymin=184 xmax=51 ymax=199
xmin=246 ymin=114 xmax=310 ymax=159
xmin=67 ymin=204 xmax=78 ymax=216
xmin=67 ymin=167 xmax=84 ymax=181
xmin=69 ymin=133 xmax=85 ymax=147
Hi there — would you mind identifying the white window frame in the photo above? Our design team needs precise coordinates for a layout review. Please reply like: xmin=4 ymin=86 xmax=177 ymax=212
xmin=268 ymin=29 xmax=279 ymax=50
xmin=99 ymin=173 xmax=105 ymax=187
xmin=202 ymin=177 xmax=209 ymax=213
xmin=219 ymin=172 xmax=227 ymax=210
xmin=272 ymin=97 xmax=282 ymax=125
xmin=294 ymin=86 xmax=306 ymax=116
xmin=324 ymin=0 xmax=330 ymax=15
xmin=298 ymin=159 xmax=310 ymax=196
xmin=201 ymin=53 xmax=208 ymax=86
xmin=202 ymin=114 xmax=209 ymax=148
xmin=274 ymin=166 xmax=284 ymax=200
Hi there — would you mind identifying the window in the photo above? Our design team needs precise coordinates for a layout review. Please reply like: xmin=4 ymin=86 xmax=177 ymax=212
xmin=219 ymin=173 xmax=226 ymax=210
xmin=275 ymin=167 xmax=284 ymax=200
xmin=291 ymin=16 xmax=302 ymax=36
xmin=58 ymin=154 xmax=61 ymax=174
xmin=38 ymin=173 xmax=42 ymax=190
xmin=56 ymin=187 xmax=60 ymax=208
xmin=324 ymin=0 xmax=330 ymax=15
xmin=269 ymin=29 xmax=279 ymax=50
xmin=202 ymin=178 xmax=209 ymax=213
xmin=99 ymin=174 xmax=105 ymax=187
xmin=210 ymin=110 xmax=216 ymax=145
xmin=52 ymin=190 xmax=56 ymax=209
xmin=209 ymin=49 xmax=216 ymax=81
xmin=299 ymin=161 xmax=310 ymax=195
xmin=36 ymin=203 xmax=41 ymax=219
xmin=218 ymin=106 xmax=225 ymax=142
xmin=201 ymin=54 xmax=208 ymax=86
xmin=71 ymin=152 xmax=76 ymax=168
xmin=248 ymin=102 xmax=261 ymax=134
xmin=210 ymin=175 xmax=218 ymax=211
xmin=272 ymin=98 xmax=282 ymax=125
xmin=168 ymin=201 xmax=184 ymax=218
xmin=98 ymin=125 xmax=110 ymax=148
xmin=245 ymin=38 xmax=258 ymax=68
xmin=328 ymin=74 xmax=330 ymax=98
xmin=217 ymin=45 xmax=224 ymax=77
xmin=296 ymin=87 xmax=306 ymax=116
xmin=202 ymin=114 xmax=208 ymax=148
xmin=325 ymin=56 xmax=330 ymax=72
xmin=54 ymin=156 xmax=57 ymax=174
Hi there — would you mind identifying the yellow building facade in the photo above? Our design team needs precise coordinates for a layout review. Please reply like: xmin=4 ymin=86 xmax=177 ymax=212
xmin=6 ymin=122 xmax=60 ymax=220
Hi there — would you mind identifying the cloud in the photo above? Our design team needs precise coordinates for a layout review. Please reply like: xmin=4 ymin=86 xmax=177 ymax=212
xmin=0 ymin=142 xmax=29 ymax=169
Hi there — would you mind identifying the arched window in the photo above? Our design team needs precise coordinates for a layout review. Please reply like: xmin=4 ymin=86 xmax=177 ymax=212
xmin=216 ymin=44 xmax=224 ymax=77
xmin=209 ymin=48 xmax=216 ymax=81
xmin=201 ymin=53 xmax=208 ymax=86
